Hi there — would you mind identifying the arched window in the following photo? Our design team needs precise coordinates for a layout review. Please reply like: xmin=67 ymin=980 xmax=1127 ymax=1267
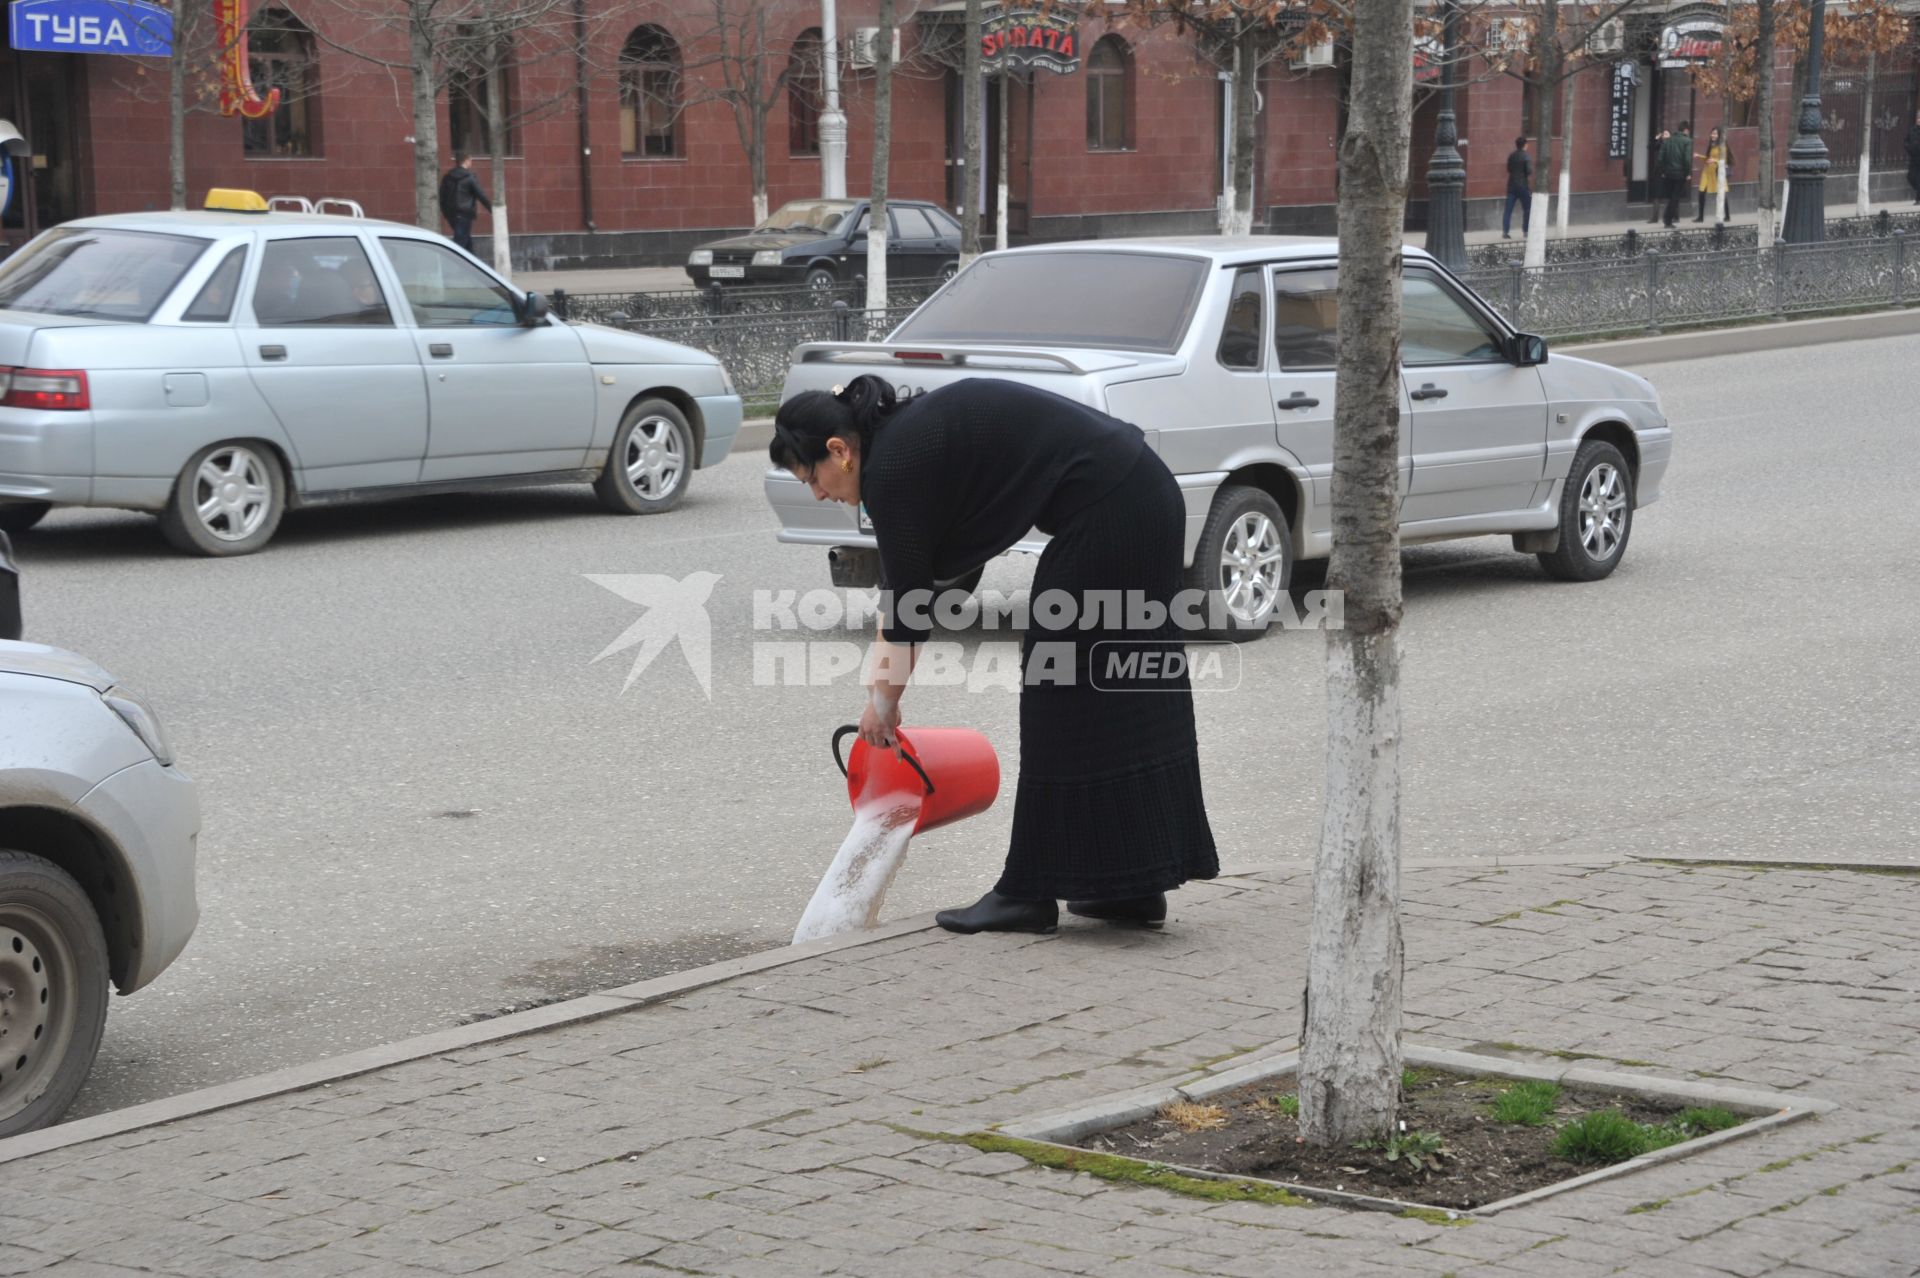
xmin=1086 ymin=35 xmax=1131 ymax=152
xmin=243 ymin=11 xmax=321 ymax=158
xmin=621 ymin=26 xmax=681 ymax=158
xmin=788 ymin=29 xmax=824 ymax=156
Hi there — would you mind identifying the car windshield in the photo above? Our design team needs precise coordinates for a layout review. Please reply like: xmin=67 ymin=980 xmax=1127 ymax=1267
xmin=757 ymin=200 xmax=856 ymax=235
xmin=890 ymin=251 xmax=1208 ymax=353
xmin=0 ymin=227 xmax=211 ymax=322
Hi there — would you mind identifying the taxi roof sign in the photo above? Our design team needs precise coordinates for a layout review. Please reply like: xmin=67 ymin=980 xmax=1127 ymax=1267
xmin=205 ymin=188 xmax=269 ymax=213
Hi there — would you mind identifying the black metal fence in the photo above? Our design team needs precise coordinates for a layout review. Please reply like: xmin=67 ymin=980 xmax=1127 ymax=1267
xmin=597 ymin=300 xmax=926 ymax=403
xmin=1462 ymin=209 xmax=1920 ymax=270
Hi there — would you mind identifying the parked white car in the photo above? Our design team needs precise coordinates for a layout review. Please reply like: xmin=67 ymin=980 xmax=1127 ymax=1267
xmin=0 ymin=631 xmax=198 ymax=1136
xmin=765 ymin=238 xmax=1673 ymax=634
xmin=0 ymin=193 xmax=743 ymax=555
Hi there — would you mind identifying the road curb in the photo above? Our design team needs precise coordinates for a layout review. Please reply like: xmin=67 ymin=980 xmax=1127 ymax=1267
xmin=1564 ymin=306 xmax=1920 ymax=367
xmin=7 ymin=851 xmax=1886 ymax=1165
xmin=733 ymin=419 xmax=773 ymax=454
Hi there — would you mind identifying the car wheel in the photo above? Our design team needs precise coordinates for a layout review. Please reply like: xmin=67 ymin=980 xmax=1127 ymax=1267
xmin=596 ymin=399 xmax=693 ymax=515
xmin=0 ymin=502 xmax=50 ymax=534
xmin=159 ymin=441 xmax=286 ymax=557
xmin=805 ymin=266 xmax=838 ymax=300
xmin=1186 ymin=485 xmax=1291 ymax=641
xmin=0 ymin=851 xmax=109 ymax=1139
xmin=1538 ymin=440 xmax=1634 ymax=582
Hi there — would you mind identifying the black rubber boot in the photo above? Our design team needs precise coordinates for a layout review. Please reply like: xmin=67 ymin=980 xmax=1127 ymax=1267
xmin=1066 ymin=892 xmax=1168 ymax=928
xmin=936 ymin=891 xmax=1058 ymax=935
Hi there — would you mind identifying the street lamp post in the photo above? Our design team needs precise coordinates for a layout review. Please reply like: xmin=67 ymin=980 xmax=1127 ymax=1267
xmin=819 ymin=0 xmax=848 ymax=199
xmin=1783 ymin=0 xmax=1829 ymax=243
xmin=1424 ymin=1 xmax=1466 ymax=270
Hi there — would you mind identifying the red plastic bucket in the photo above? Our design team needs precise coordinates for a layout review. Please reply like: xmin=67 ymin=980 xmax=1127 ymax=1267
xmin=832 ymin=725 xmax=1001 ymax=835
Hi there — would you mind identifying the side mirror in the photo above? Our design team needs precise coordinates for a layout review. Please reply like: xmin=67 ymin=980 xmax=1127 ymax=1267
xmin=520 ymin=291 xmax=550 ymax=326
xmin=0 ymin=531 xmax=20 ymax=642
xmin=1511 ymin=332 xmax=1548 ymax=366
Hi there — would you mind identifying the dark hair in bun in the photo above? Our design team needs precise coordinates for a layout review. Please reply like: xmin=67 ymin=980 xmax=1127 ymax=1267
xmin=768 ymin=374 xmax=903 ymax=472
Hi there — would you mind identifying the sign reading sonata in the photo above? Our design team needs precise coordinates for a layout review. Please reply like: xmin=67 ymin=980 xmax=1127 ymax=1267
xmin=8 ymin=0 xmax=172 ymax=56
xmin=980 ymin=6 xmax=1081 ymax=75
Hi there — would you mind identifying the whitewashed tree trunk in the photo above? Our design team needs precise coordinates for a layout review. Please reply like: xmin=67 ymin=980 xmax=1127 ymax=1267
xmin=411 ymin=18 xmax=442 ymax=231
xmin=1856 ymin=50 xmax=1876 ymax=217
xmin=1556 ymin=62 xmax=1575 ymax=235
xmin=1756 ymin=0 xmax=1777 ymax=252
xmin=489 ymin=62 xmax=512 ymax=278
xmin=960 ymin=0 xmax=983 ymax=262
xmin=1299 ymin=0 xmax=1409 ymax=1150
xmin=1227 ymin=25 xmax=1259 ymax=236
xmin=1218 ymin=72 xmax=1236 ymax=234
xmin=169 ymin=0 xmax=189 ymax=211
xmin=1524 ymin=193 xmax=1548 ymax=266
xmin=996 ymin=73 xmax=1009 ymax=253
xmin=865 ymin=0 xmax=895 ymax=313
xmin=1717 ymin=158 xmax=1728 ymax=223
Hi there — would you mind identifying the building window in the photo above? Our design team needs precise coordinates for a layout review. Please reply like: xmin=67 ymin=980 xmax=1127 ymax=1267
xmin=1086 ymin=35 xmax=1131 ymax=151
xmin=449 ymin=38 xmax=514 ymax=157
xmin=789 ymin=28 xmax=824 ymax=156
xmin=621 ymin=25 xmax=681 ymax=158
xmin=243 ymin=11 xmax=320 ymax=158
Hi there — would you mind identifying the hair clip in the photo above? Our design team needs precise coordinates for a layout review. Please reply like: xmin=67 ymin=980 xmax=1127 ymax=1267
xmin=831 ymin=384 xmax=845 ymax=396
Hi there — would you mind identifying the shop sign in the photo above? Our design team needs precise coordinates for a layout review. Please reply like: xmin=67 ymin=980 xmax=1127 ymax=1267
xmin=8 ymin=0 xmax=172 ymax=56
xmin=981 ymin=6 xmax=1080 ymax=75
xmin=1608 ymin=60 xmax=1637 ymax=159
xmin=1658 ymin=16 xmax=1724 ymax=69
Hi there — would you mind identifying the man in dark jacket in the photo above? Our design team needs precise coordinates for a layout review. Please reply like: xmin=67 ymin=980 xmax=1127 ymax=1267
xmin=1503 ymin=136 xmax=1532 ymax=239
xmin=1906 ymin=112 xmax=1920 ymax=205
xmin=1658 ymin=122 xmax=1693 ymax=228
xmin=438 ymin=153 xmax=491 ymax=252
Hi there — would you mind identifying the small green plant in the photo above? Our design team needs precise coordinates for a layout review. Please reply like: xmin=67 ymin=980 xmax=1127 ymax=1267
xmin=1401 ymin=1068 xmax=1420 ymax=1092
xmin=1382 ymin=1130 xmax=1449 ymax=1174
xmin=1492 ymin=1080 xmax=1561 ymax=1127
xmin=1260 ymin=1093 xmax=1301 ymax=1118
xmin=1670 ymin=1107 xmax=1742 ymax=1137
xmin=1552 ymin=1110 xmax=1652 ymax=1164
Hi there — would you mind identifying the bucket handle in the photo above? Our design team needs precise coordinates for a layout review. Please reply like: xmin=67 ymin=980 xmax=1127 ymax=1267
xmin=831 ymin=724 xmax=936 ymax=795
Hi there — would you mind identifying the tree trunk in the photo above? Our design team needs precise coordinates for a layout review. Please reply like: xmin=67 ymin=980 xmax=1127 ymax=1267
xmin=961 ymin=0 xmax=983 ymax=260
xmin=1525 ymin=15 xmax=1558 ymax=268
xmin=1222 ymin=25 xmax=1260 ymax=236
xmin=1856 ymin=48 xmax=1875 ymax=217
xmin=169 ymin=0 xmax=189 ymax=211
xmin=866 ymin=0 xmax=895 ymax=312
xmin=1757 ymin=0 xmax=1777 ymax=249
xmin=750 ymin=106 xmax=769 ymax=226
xmin=1557 ymin=54 xmax=1577 ymax=235
xmin=411 ymin=17 xmax=442 ymax=231
xmin=489 ymin=61 xmax=512 ymax=277
xmin=996 ymin=72 xmax=1009 ymax=252
xmin=1298 ymin=0 xmax=1409 ymax=1151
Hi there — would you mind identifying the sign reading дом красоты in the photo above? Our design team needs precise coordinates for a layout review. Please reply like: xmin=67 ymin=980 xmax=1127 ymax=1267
xmin=8 ymin=0 xmax=172 ymax=56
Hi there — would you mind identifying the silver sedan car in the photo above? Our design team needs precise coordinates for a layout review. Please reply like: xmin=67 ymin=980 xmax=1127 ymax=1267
xmin=0 ymin=200 xmax=743 ymax=555
xmin=0 ymin=635 xmax=198 ymax=1136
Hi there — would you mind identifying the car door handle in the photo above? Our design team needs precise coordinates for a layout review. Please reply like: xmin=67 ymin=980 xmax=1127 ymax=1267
xmin=259 ymin=344 xmax=287 ymax=361
xmin=1277 ymin=392 xmax=1320 ymax=411
xmin=429 ymin=343 xmax=454 ymax=358
xmin=1410 ymin=383 xmax=1448 ymax=401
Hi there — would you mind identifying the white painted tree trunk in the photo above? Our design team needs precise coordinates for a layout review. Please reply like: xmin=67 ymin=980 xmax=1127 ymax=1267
xmin=1227 ymin=26 xmax=1259 ymax=237
xmin=490 ymin=62 xmax=512 ymax=279
xmin=1857 ymin=51 xmax=1876 ymax=218
xmin=996 ymin=73 xmax=1009 ymax=253
xmin=1524 ymin=193 xmax=1547 ymax=267
xmin=865 ymin=0 xmax=895 ymax=313
xmin=1299 ymin=0 xmax=1409 ymax=1151
xmin=410 ymin=20 xmax=442 ymax=231
xmin=491 ymin=197 xmax=512 ymax=277
xmin=1556 ymin=167 xmax=1571 ymax=236
xmin=960 ymin=0 xmax=983 ymax=263
xmin=1857 ymin=150 xmax=1872 ymax=218
xmin=752 ymin=191 xmax=769 ymax=227
xmin=1717 ymin=160 xmax=1728 ymax=224
xmin=1755 ymin=0 xmax=1777 ymax=253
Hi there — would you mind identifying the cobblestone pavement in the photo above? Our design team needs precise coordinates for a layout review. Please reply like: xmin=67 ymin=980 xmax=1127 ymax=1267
xmin=2 ymin=858 xmax=1916 ymax=1277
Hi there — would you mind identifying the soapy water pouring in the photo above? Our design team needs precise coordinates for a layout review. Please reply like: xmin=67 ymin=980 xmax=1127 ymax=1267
xmin=792 ymin=725 xmax=1001 ymax=945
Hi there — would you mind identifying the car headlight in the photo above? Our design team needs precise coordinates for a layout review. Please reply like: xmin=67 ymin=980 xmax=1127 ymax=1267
xmin=103 ymin=685 xmax=174 ymax=766
xmin=688 ymin=250 xmax=713 ymax=266
xmin=752 ymin=250 xmax=782 ymax=267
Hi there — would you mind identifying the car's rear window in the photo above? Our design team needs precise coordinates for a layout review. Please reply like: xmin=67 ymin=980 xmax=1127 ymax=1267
xmin=891 ymin=251 xmax=1207 ymax=353
xmin=0 ymin=227 xmax=211 ymax=322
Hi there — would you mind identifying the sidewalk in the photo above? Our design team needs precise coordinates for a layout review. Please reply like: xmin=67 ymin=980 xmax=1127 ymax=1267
xmin=1 ymin=855 xmax=1915 ymax=1275
xmin=511 ymin=195 xmax=1920 ymax=294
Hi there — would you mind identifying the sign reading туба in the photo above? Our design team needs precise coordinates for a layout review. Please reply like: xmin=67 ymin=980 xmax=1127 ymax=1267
xmin=9 ymin=0 xmax=172 ymax=56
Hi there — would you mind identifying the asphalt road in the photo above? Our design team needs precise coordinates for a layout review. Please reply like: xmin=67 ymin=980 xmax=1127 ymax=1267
xmin=14 ymin=332 xmax=1917 ymax=1122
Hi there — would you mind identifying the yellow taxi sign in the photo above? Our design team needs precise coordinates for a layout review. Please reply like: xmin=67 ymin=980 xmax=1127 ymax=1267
xmin=204 ymin=188 xmax=269 ymax=213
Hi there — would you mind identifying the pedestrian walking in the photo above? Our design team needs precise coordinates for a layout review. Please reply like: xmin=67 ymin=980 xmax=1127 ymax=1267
xmin=438 ymin=152 xmax=491 ymax=253
xmin=1658 ymin=121 xmax=1693 ymax=228
xmin=770 ymin=376 xmax=1219 ymax=936
xmin=1906 ymin=112 xmax=1920 ymax=204
xmin=1695 ymin=126 xmax=1734 ymax=223
xmin=1503 ymin=136 xmax=1532 ymax=239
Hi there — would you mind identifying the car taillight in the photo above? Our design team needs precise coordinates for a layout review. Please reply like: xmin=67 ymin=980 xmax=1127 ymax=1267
xmin=0 ymin=368 xmax=89 ymax=411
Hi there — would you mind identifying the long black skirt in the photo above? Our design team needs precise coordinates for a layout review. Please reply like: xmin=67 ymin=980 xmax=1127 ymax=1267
xmin=994 ymin=447 xmax=1219 ymax=902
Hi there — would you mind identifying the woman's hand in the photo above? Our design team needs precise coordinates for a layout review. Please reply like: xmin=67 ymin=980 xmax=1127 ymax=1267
xmin=860 ymin=687 xmax=902 ymax=749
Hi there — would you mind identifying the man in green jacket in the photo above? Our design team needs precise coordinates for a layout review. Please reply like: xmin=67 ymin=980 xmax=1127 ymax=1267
xmin=1658 ymin=122 xmax=1693 ymax=228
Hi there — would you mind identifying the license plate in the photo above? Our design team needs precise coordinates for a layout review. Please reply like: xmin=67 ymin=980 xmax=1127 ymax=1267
xmin=710 ymin=265 xmax=745 ymax=278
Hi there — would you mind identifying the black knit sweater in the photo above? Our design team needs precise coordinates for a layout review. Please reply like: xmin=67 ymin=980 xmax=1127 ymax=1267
xmin=860 ymin=379 xmax=1146 ymax=643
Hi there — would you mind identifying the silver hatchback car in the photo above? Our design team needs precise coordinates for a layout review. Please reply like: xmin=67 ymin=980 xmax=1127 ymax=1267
xmin=0 ymin=198 xmax=743 ymax=555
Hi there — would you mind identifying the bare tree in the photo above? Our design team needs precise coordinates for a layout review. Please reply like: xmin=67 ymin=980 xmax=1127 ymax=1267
xmin=865 ymin=0 xmax=898 ymax=310
xmin=669 ymin=0 xmax=816 ymax=227
xmin=960 ymin=0 xmax=983 ymax=259
xmin=1298 ymin=0 xmax=1410 ymax=1149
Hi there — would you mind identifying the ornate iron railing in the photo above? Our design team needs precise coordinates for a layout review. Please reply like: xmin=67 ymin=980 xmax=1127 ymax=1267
xmin=1462 ymin=209 xmax=1920 ymax=270
xmin=612 ymin=301 xmax=925 ymax=401
xmin=548 ymin=276 xmax=948 ymax=325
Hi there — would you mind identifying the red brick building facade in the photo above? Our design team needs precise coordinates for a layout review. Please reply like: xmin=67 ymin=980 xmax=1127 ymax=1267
xmin=0 ymin=2 xmax=1913 ymax=267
